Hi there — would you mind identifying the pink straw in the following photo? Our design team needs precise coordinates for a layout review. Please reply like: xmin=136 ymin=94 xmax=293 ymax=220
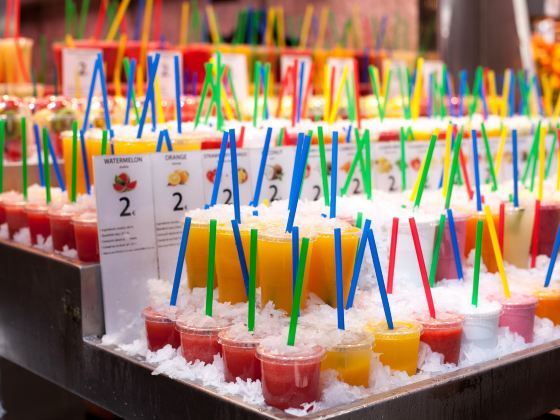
xmin=409 ymin=217 xmax=436 ymax=318
xmin=386 ymin=217 xmax=399 ymax=294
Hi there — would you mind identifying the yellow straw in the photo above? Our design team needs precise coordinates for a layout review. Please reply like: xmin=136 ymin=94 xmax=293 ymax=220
xmin=65 ymin=34 xmax=76 ymax=48
xmin=411 ymin=57 xmax=423 ymax=119
xmin=154 ymin=76 xmax=165 ymax=123
xmin=299 ymin=5 xmax=314 ymax=48
xmin=381 ymin=63 xmax=390 ymax=97
xmin=487 ymin=70 xmax=497 ymax=115
xmin=410 ymin=128 xmax=440 ymax=202
xmin=74 ymin=70 xmax=81 ymax=98
xmin=538 ymin=127 xmax=546 ymax=201
xmin=323 ymin=64 xmax=330 ymax=120
xmin=494 ymin=125 xmax=507 ymax=177
xmin=179 ymin=2 xmax=190 ymax=47
xmin=113 ymin=34 xmax=127 ymax=97
xmin=329 ymin=64 xmax=349 ymax=123
xmin=483 ymin=205 xmax=511 ymax=299
xmin=205 ymin=5 xmax=220 ymax=44
xmin=264 ymin=7 xmax=275 ymax=46
xmin=352 ymin=7 xmax=364 ymax=49
xmin=442 ymin=121 xmax=452 ymax=197
xmin=106 ymin=0 xmax=131 ymax=41
xmin=277 ymin=7 xmax=286 ymax=48
xmin=316 ymin=7 xmax=329 ymax=49
xmin=221 ymin=85 xmax=234 ymax=120
xmin=501 ymin=69 xmax=511 ymax=119
xmin=138 ymin=0 xmax=153 ymax=97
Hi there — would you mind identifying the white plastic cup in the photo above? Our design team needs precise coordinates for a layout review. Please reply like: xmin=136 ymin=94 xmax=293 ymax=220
xmin=461 ymin=302 xmax=503 ymax=349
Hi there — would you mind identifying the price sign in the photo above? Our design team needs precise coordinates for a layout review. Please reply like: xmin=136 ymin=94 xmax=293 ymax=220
xmin=149 ymin=50 xmax=182 ymax=101
xmin=338 ymin=142 xmax=363 ymax=196
xmin=93 ymin=154 xmax=158 ymax=335
xmin=372 ymin=141 xmax=402 ymax=192
xmin=62 ymin=48 xmax=101 ymax=97
xmin=301 ymin=145 xmax=326 ymax=202
xmin=201 ymin=150 xmax=253 ymax=205
xmin=248 ymin=146 xmax=295 ymax=204
xmin=280 ymin=54 xmax=313 ymax=96
xmin=216 ymin=53 xmax=249 ymax=100
xmin=150 ymin=152 xmax=205 ymax=281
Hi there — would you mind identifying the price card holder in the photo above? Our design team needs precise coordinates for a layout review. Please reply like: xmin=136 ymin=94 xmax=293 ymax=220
xmin=93 ymin=155 xmax=158 ymax=335
xmin=150 ymin=152 xmax=205 ymax=281
xmin=62 ymin=48 xmax=101 ymax=97
xmin=372 ymin=141 xmax=402 ymax=192
xmin=301 ymin=145 xmax=326 ymax=202
xmin=280 ymin=54 xmax=313 ymax=94
xmin=338 ymin=143 xmax=363 ymax=196
xmin=217 ymin=53 xmax=249 ymax=100
xmin=149 ymin=50 xmax=182 ymax=101
xmin=202 ymin=150 xmax=253 ymax=205
xmin=248 ymin=147 xmax=295 ymax=204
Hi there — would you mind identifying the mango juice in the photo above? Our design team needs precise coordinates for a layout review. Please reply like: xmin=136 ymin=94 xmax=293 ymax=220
xmin=185 ymin=221 xmax=218 ymax=289
xmin=62 ymin=132 xmax=87 ymax=197
xmin=216 ymin=226 xmax=250 ymax=304
xmin=464 ymin=212 xmax=499 ymax=273
xmin=321 ymin=332 xmax=372 ymax=387
xmin=534 ymin=289 xmax=560 ymax=325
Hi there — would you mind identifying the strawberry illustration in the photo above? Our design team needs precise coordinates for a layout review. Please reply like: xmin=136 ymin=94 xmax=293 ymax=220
xmin=207 ymin=168 xmax=217 ymax=183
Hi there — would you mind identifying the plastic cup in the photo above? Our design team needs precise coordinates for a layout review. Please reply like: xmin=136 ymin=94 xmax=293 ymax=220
xmin=257 ymin=344 xmax=325 ymax=410
xmin=143 ymin=307 xmax=180 ymax=352
xmin=215 ymin=225 xmax=250 ymax=304
xmin=534 ymin=288 xmax=560 ymax=325
xmin=537 ymin=202 xmax=560 ymax=257
xmin=496 ymin=295 xmax=537 ymax=343
xmin=366 ymin=321 xmax=422 ymax=375
xmin=308 ymin=227 xmax=360 ymax=307
xmin=175 ymin=317 xmax=231 ymax=364
xmin=185 ymin=220 xmax=218 ymax=289
xmin=464 ymin=211 xmax=499 ymax=273
xmin=461 ymin=302 xmax=502 ymax=349
xmin=218 ymin=327 xmax=262 ymax=382
xmin=61 ymin=131 xmax=88 ymax=197
xmin=503 ymin=205 xmax=534 ymax=269
xmin=321 ymin=331 xmax=373 ymax=387
xmin=4 ymin=199 xmax=28 ymax=239
xmin=0 ymin=198 xmax=5 ymax=225
xmin=25 ymin=203 xmax=51 ymax=245
xmin=72 ymin=212 xmax=99 ymax=263
xmin=419 ymin=314 xmax=464 ymax=365
xmin=48 ymin=205 xmax=77 ymax=252
xmin=436 ymin=214 xmax=467 ymax=282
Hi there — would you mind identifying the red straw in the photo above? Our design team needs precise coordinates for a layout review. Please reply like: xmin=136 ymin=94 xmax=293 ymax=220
xmin=531 ymin=199 xmax=541 ymax=268
xmin=93 ymin=0 xmax=108 ymax=40
xmin=238 ymin=125 xmax=246 ymax=148
xmin=353 ymin=60 xmax=362 ymax=129
xmin=301 ymin=62 xmax=314 ymax=119
xmin=13 ymin=0 xmax=19 ymax=37
xmin=120 ymin=11 xmax=128 ymax=35
xmin=4 ymin=0 xmax=12 ymax=37
xmin=153 ymin=0 xmax=162 ymax=42
xmin=459 ymin=148 xmax=474 ymax=199
xmin=408 ymin=217 xmax=436 ymax=318
xmin=386 ymin=217 xmax=399 ymax=294
xmin=275 ymin=65 xmax=292 ymax=118
xmin=291 ymin=59 xmax=298 ymax=128
xmin=498 ymin=202 xmax=505 ymax=253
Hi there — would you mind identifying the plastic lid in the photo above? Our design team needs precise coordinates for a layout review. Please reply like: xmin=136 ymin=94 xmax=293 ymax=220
xmin=218 ymin=325 xmax=264 ymax=348
xmin=142 ymin=307 xmax=173 ymax=323
xmin=534 ymin=288 xmax=560 ymax=300
xmin=461 ymin=301 xmax=503 ymax=318
xmin=256 ymin=344 xmax=325 ymax=364
xmin=175 ymin=315 xmax=231 ymax=335
xmin=366 ymin=320 xmax=422 ymax=339
xmin=325 ymin=330 xmax=373 ymax=352
xmin=417 ymin=313 xmax=464 ymax=330
xmin=72 ymin=212 xmax=97 ymax=225
xmin=494 ymin=294 xmax=537 ymax=309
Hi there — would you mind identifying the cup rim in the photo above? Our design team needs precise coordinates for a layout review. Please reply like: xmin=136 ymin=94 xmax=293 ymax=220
xmin=256 ymin=344 xmax=325 ymax=364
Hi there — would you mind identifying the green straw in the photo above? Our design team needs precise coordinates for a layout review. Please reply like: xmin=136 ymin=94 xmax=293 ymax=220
xmin=345 ymin=76 xmax=356 ymax=121
xmin=355 ymin=211 xmax=363 ymax=228
xmin=469 ymin=67 xmax=482 ymax=118
xmin=363 ymin=129 xmax=372 ymax=199
xmin=413 ymin=133 xmax=437 ymax=208
xmin=429 ymin=213 xmax=446 ymax=287
xmin=251 ymin=8 xmax=259 ymax=46
xmin=522 ymin=120 xmax=541 ymax=184
xmin=195 ymin=63 xmax=213 ymax=128
xmin=248 ymin=228 xmax=257 ymax=332
xmin=215 ymin=53 xmax=224 ymax=130
xmin=287 ymin=237 xmax=310 ymax=346
xmin=253 ymin=61 xmax=261 ymax=128
xmin=277 ymin=127 xmax=285 ymax=146
xmin=439 ymin=64 xmax=447 ymax=118
xmin=227 ymin=68 xmax=242 ymax=121
xmin=71 ymin=121 xmax=78 ymax=203
xmin=471 ymin=219 xmax=484 ymax=307
xmin=101 ymin=130 xmax=108 ymax=155
xmin=397 ymin=64 xmax=410 ymax=119
xmin=237 ymin=10 xmax=248 ymax=45
xmin=368 ymin=65 xmax=384 ymax=121
xmin=0 ymin=121 xmax=4 ymax=193
xmin=42 ymin=127 xmax=51 ymax=204
xmin=317 ymin=126 xmax=330 ymax=206
xmin=399 ymin=127 xmax=407 ymax=191
xmin=381 ymin=68 xmax=392 ymax=119
xmin=123 ymin=58 xmax=140 ymax=123
xmin=341 ymin=133 xmax=365 ymax=195
xmin=205 ymin=219 xmax=217 ymax=317
xmin=77 ymin=0 xmax=90 ymax=39
xmin=444 ymin=127 xmax=464 ymax=209
xmin=262 ymin=63 xmax=270 ymax=120
xmin=480 ymin=123 xmax=498 ymax=191
xmin=545 ymin=124 xmax=558 ymax=179
xmin=21 ymin=118 xmax=27 ymax=201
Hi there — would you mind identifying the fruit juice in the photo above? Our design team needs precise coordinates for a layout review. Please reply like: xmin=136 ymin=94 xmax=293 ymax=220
xmin=73 ymin=212 xmax=99 ymax=263
xmin=257 ymin=231 xmax=314 ymax=314
xmin=218 ymin=326 xmax=262 ymax=382
xmin=464 ymin=212 xmax=499 ymax=273
xmin=84 ymin=133 xmax=104 ymax=181
xmin=419 ymin=314 xmax=463 ymax=365
xmin=0 ymin=96 xmax=25 ymax=161
xmin=25 ymin=203 xmax=50 ymax=245
xmin=321 ymin=331 xmax=372 ymax=387
xmin=175 ymin=317 xmax=231 ymax=364
xmin=534 ymin=288 xmax=560 ymax=325
xmin=49 ymin=205 xmax=77 ymax=252
xmin=215 ymin=225 xmax=250 ymax=304
xmin=181 ymin=44 xmax=213 ymax=92
xmin=0 ymin=191 xmax=19 ymax=225
xmin=169 ymin=132 xmax=204 ymax=152
xmin=461 ymin=302 xmax=502 ymax=349
xmin=496 ymin=295 xmax=537 ymax=343
xmin=436 ymin=214 xmax=467 ymax=282
xmin=143 ymin=307 xmax=180 ymax=352
xmin=33 ymin=96 xmax=76 ymax=157
xmin=61 ymin=131 xmax=87 ymax=197
xmin=366 ymin=321 xmax=422 ymax=376
xmin=308 ymin=227 xmax=360 ymax=307
xmin=0 ymin=38 xmax=33 ymax=84
xmin=185 ymin=220 xmax=218 ymax=289
xmin=112 ymin=137 xmax=157 ymax=155
xmin=503 ymin=205 xmax=534 ymax=268
xmin=4 ymin=199 xmax=28 ymax=239
xmin=257 ymin=344 xmax=325 ymax=410
xmin=538 ymin=202 xmax=560 ymax=257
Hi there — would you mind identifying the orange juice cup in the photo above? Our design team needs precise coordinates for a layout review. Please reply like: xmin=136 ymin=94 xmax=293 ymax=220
xmin=534 ymin=288 xmax=560 ymax=325
xmin=464 ymin=211 xmax=499 ymax=273
xmin=61 ymin=130 xmax=87 ymax=197
xmin=215 ymin=225 xmax=250 ymax=304
xmin=185 ymin=220 xmax=218 ymax=289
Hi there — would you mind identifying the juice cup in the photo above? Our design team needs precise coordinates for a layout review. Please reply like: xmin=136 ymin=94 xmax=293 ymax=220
xmin=495 ymin=295 xmax=537 ymax=343
xmin=142 ymin=307 xmax=180 ymax=352
xmin=534 ymin=288 xmax=560 ymax=325
xmin=25 ymin=203 xmax=51 ymax=245
xmin=73 ymin=212 xmax=99 ymax=263
xmin=537 ymin=202 xmax=560 ymax=257
xmin=419 ymin=314 xmax=464 ymax=365
xmin=112 ymin=137 xmax=158 ymax=155
xmin=257 ymin=231 xmax=314 ymax=314
xmin=215 ymin=225 xmax=250 ymax=304
xmin=308 ymin=226 xmax=360 ymax=307
xmin=48 ymin=204 xmax=77 ymax=252
xmin=0 ymin=191 xmax=20 ymax=225
xmin=0 ymin=96 xmax=25 ymax=161
xmin=4 ymin=199 xmax=28 ymax=239
xmin=436 ymin=214 xmax=467 ymax=282
xmin=321 ymin=331 xmax=373 ymax=387
xmin=464 ymin=211 xmax=498 ymax=273
xmin=175 ymin=316 xmax=231 ymax=364
xmin=503 ymin=205 xmax=534 ymax=268
xmin=257 ymin=344 xmax=325 ymax=410
xmin=366 ymin=321 xmax=422 ymax=375
xmin=218 ymin=325 xmax=263 ymax=382
xmin=185 ymin=220 xmax=218 ymax=289
xmin=461 ymin=302 xmax=502 ymax=349
xmin=61 ymin=131 xmax=87 ymax=197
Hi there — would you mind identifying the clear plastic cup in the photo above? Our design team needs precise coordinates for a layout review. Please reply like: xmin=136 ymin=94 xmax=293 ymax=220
xmin=366 ymin=321 xmax=422 ymax=375
xmin=321 ymin=331 xmax=373 ymax=387
xmin=461 ymin=302 xmax=502 ymax=349
xmin=465 ymin=211 xmax=499 ymax=273
xmin=419 ymin=314 xmax=464 ymax=365
xmin=538 ymin=202 xmax=560 ymax=257
xmin=25 ymin=203 xmax=50 ymax=245
xmin=215 ymin=225 xmax=250 ymax=304
xmin=72 ymin=212 xmax=99 ymax=263
xmin=175 ymin=317 xmax=231 ymax=364
xmin=503 ymin=205 xmax=534 ymax=269
xmin=496 ymin=294 xmax=537 ymax=343
xmin=534 ymin=288 xmax=560 ymax=325
xmin=185 ymin=220 xmax=218 ymax=289
xmin=48 ymin=204 xmax=77 ymax=252
xmin=4 ymin=199 xmax=28 ymax=239
xmin=256 ymin=344 xmax=325 ymax=410
xmin=142 ymin=307 xmax=180 ymax=352
xmin=218 ymin=326 xmax=263 ymax=382
xmin=436 ymin=214 xmax=467 ymax=282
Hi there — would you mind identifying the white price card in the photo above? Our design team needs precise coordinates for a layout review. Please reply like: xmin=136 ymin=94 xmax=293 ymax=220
xmin=149 ymin=50 xmax=182 ymax=101
xmin=372 ymin=141 xmax=403 ymax=192
xmin=406 ymin=141 xmax=435 ymax=190
xmin=248 ymin=146 xmax=295 ymax=204
xmin=338 ymin=142 xmax=363 ymax=196
xmin=301 ymin=145 xmax=326 ymax=202
xmin=216 ymin=52 xmax=249 ymax=100
xmin=62 ymin=48 xmax=101 ymax=98
xmin=150 ymin=152 xmax=205 ymax=281
xmin=280 ymin=54 xmax=313 ymax=96
xmin=93 ymin=154 xmax=158 ymax=335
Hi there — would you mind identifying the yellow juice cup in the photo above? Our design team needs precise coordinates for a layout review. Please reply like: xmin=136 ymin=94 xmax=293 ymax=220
xmin=366 ymin=321 xmax=422 ymax=376
xmin=321 ymin=331 xmax=372 ymax=387
xmin=112 ymin=137 xmax=158 ymax=155
xmin=308 ymin=226 xmax=360 ymax=308
xmin=215 ymin=225 xmax=250 ymax=304
xmin=185 ymin=220 xmax=218 ymax=289
xmin=534 ymin=288 xmax=560 ymax=325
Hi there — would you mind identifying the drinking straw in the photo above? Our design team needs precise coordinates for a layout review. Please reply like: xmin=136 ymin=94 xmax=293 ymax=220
xmin=329 ymin=65 xmax=349 ymax=123
xmin=446 ymin=209 xmax=464 ymax=281
xmin=253 ymin=61 xmax=261 ymax=128
xmin=20 ymin=118 xmax=27 ymax=199
xmin=105 ymin=0 xmax=129 ymax=40
xmin=156 ymin=129 xmax=173 ymax=152
xmin=209 ymin=131 xmax=229 ymax=207
xmin=472 ymin=130 xmax=482 ymax=212
xmin=386 ymin=217 xmax=399 ymax=294
xmin=248 ymin=228 xmax=258 ymax=332
xmin=136 ymin=53 xmax=160 ymax=138
xmin=113 ymin=34 xmax=127 ymax=97
xmin=444 ymin=127 xmax=464 ymax=209
xmin=480 ymin=123 xmax=498 ymax=191
xmin=287 ymin=237 xmax=310 ymax=346
xmin=471 ymin=219 xmax=483 ymax=307
xmin=174 ymin=55 xmax=182 ymax=134
xmin=46 ymin=132 xmax=66 ymax=191
xmin=408 ymin=217 xmax=436 ymax=318
xmin=334 ymin=228 xmax=345 ymax=329
xmin=533 ymin=74 xmax=545 ymax=116
xmin=101 ymin=129 xmax=108 ymax=155
xmin=459 ymin=147 xmax=474 ymax=199
xmin=330 ymin=130 xmax=338 ymax=218
xmin=205 ymin=219 xmax=217 ymax=317
xmin=538 ymin=125 xmax=546 ymax=201
xmin=231 ymin=220 xmax=249 ymax=296
xmin=291 ymin=59 xmax=298 ymax=127
xmin=483 ymin=205 xmax=511 ymax=298
xmin=429 ymin=213 xmax=446 ymax=287
xmin=530 ymin=200 xmax=541 ymax=268
xmin=286 ymin=135 xmax=311 ymax=232
xmin=544 ymin=225 xmax=560 ymax=287
xmin=345 ymin=75 xmax=356 ymax=122
xmin=522 ymin=121 xmax=541 ymax=184
xmin=369 ymin=65 xmax=384 ymax=121
xmin=41 ymin=128 xmax=51 ymax=204
xmin=340 ymin=131 xmax=365 ymax=195
xmin=529 ymin=130 xmax=542 ymax=193
xmin=469 ymin=67 xmax=482 ymax=118
xmin=397 ymin=65 xmax=411 ymax=119
xmin=194 ymin=63 xmax=213 ymax=128
xmin=179 ymin=2 xmax=190 ymax=45
xmin=227 ymin=69 xmax=242 ymax=121
xmin=229 ymin=129 xmax=241 ymax=224
xmin=299 ymin=5 xmax=313 ymax=47
xmin=427 ymin=73 xmax=434 ymax=118
xmin=288 ymin=133 xmax=304 ymax=211
xmin=442 ymin=122 xmax=452 ymax=197
xmin=251 ymin=127 xmax=272 ymax=206
xmin=367 ymin=227 xmax=394 ymax=329
xmin=545 ymin=126 xmax=558 ymax=179
xmin=346 ymin=218 xmax=371 ymax=309
xmin=170 ymin=217 xmax=191 ymax=306
xmin=291 ymin=226 xmax=299 ymax=292
xmin=363 ymin=129 xmax=372 ymax=199
xmin=512 ymin=129 xmax=519 ymax=208
xmin=494 ymin=125 xmax=507 ymax=178
xmin=276 ymin=65 xmax=291 ymax=118
xmin=317 ymin=126 xmax=329 ymax=206
xmin=501 ymin=69 xmax=511 ymax=118
xmin=498 ymin=202 xmax=505 ymax=253
xmin=296 ymin=61 xmax=305 ymax=122
xmin=413 ymin=132 xmax=437 ymax=208
xmin=411 ymin=58 xmax=424 ymax=119
xmin=123 ymin=58 xmax=139 ymax=125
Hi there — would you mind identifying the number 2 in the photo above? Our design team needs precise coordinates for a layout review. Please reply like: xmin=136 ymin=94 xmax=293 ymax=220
xmin=223 ymin=188 xmax=232 ymax=204
xmin=173 ymin=192 xmax=186 ymax=212
xmin=269 ymin=185 xmax=279 ymax=202
xmin=119 ymin=197 xmax=132 ymax=217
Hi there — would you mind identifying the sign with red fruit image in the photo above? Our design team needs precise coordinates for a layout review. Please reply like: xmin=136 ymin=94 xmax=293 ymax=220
xmin=113 ymin=173 xmax=137 ymax=193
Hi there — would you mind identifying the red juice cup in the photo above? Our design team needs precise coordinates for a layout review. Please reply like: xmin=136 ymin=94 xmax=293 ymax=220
xmin=436 ymin=214 xmax=467 ymax=282
xmin=48 ymin=205 xmax=77 ymax=252
xmin=0 ymin=191 xmax=20 ymax=225
xmin=538 ymin=202 xmax=560 ymax=257
xmin=72 ymin=212 xmax=99 ymax=263
xmin=142 ymin=307 xmax=180 ymax=352
xmin=495 ymin=294 xmax=537 ymax=343
xmin=4 ymin=199 xmax=28 ymax=239
xmin=257 ymin=344 xmax=325 ymax=410
xmin=419 ymin=314 xmax=464 ymax=365
xmin=175 ymin=316 xmax=231 ymax=364
xmin=218 ymin=325 xmax=263 ymax=382
xmin=25 ymin=203 xmax=51 ymax=245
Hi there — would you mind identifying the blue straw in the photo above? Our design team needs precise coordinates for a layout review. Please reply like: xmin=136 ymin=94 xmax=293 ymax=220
xmin=545 ymin=225 xmax=560 ymax=287
xmin=427 ymin=73 xmax=433 ymax=117
xmin=367 ymin=227 xmax=394 ymax=329
xmin=508 ymin=72 xmax=516 ymax=117
xmin=251 ymin=127 xmax=272 ymax=206
xmin=345 ymin=124 xmax=352 ymax=144
xmin=286 ymin=135 xmax=311 ymax=233
xmin=231 ymin=220 xmax=250 ymax=296
xmin=458 ymin=70 xmax=467 ymax=117
xmin=346 ymin=218 xmax=372 ymax=310
xmin=174 ymin=55 xmax=182 ymax=133
xmin=479 ymin=82 xmax=489 ymax=119
xmin=133 ymin=0 xmax=145 ymax=40
xmin=209 ymin=131 xmax=229 ymax=206
xmin=334 ymin=227 xmax=345 ymax=329
xmin=81 ymin=55 xmax=100 ymax=134
xmin=445 ymin=71 xmax=454 ymax=116
xmin=137 ymin=53 xmax=161 ymax=139
xmin=512 ymin=129 xmax=519 ymax=208
xmin=533 ymin=74 xmax=545 ymax=117
xmin=156 ymin=129 xmax=173 ymax=152
xmin=148 ymin=56 xmax=157 ymax=132
xmin=229 ymin=128 xmax=241 ymax=223
xmin=446 ymin=208 xmax=464 ymax=281
xmin=472 ymin=129 xmax=482 ymax=212
xmin=169 ymin=217 xmax=191 ymax=306
xmin=124 ymin=58 xmax=136 ymax=125
xmin=33 ymin=124 xmax=44 ymax=186
xmin=192 ymin=72 xmax=198 ymax=95
xmin=288 ymin=133 xmax=304 ymax=211
xmin=45 ymin=130 xmax=66 ymax=191
xmin=96 ymin=53 xmax=113 ymax=138
xmin=330 ymin=130 xmax=338 ymax=218
xmin=296 ymin=61 xmax=305 ymax=123
xmin=291 ymin=226 xmax=299 ymax=292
